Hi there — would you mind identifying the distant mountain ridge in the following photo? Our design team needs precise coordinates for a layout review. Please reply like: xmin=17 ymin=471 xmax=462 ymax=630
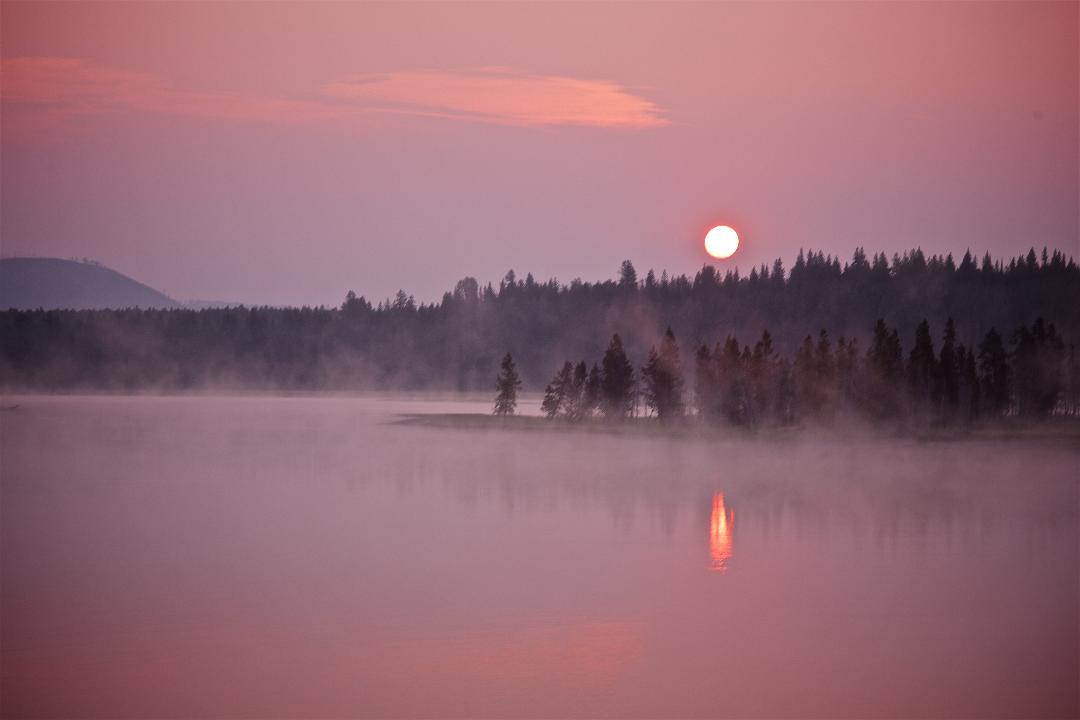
xmin=0 ymin=257 xmax=181 ymax=310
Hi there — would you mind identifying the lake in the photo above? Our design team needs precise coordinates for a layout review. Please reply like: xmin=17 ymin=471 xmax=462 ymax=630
xmin=1 ymin=395 xmax=1077 ymax=718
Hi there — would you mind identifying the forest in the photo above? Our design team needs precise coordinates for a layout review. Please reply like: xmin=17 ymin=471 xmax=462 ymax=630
xmin=514 ymin=315 xmax=1079 ymax=428
xmin=2 ymin=247 xmax=1078 ymax=416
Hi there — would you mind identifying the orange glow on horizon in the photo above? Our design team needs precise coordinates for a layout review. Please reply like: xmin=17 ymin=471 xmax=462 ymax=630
xmin=709 ymin=493 xmax=734 ymax=572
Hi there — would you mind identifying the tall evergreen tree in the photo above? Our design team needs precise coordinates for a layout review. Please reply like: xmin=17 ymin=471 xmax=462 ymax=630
xmin=907 ymin=320 xmax=936 ymax=420
xmin=862 ymin=319 xmax=904 ymax=419
xmin=618 ymin=260 xmax=639 ymax=291
xmin=750 ymin=330 xmax=776 ymax=424
xmin=814 ymin=329 xmax=836 ymax=418
xmin=1013 ymin=318 xmax=1066 ymax=418
xmin=694 ymin=343 xmax=716 ymax=421
xmin=564 ymin=360 xmax=589 ymax=420
xmin=957 ymin=344 xmax=980 ymax=421
xmin=717 ymin=336 xmax=748 ymax=424
xmin=978 ymin=328 xmax=1010 ymax=416
xmin=493 ymin=352 xmax=522 ymax=416
xmin=641 ymin=328 xmax=685 ymax=420
xmin=793 ymin=334 xmax=818 ymax=419
xmin=835 ymin=336 xmax=858 ymax=406
xmin=600 ymin=334 xmax=635 ymax=419
xmin=938 ymin=318 xmax=959 ymax=422
xmin=541 ymin=361 xmax=574 ymax=418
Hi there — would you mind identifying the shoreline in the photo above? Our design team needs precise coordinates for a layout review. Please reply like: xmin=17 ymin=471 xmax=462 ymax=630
xmin=393 ymin=412 xmax=1080 ymax=446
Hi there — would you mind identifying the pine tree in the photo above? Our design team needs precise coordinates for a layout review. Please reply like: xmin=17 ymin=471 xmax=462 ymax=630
xmin=907 ymin=320 xmax=936 ymax=421
xmin=694 ymin=343 xmax=716 ymax=421
xmin=714 ymin=336 xmax=746 ymax=424
xmin=641 ymin=328 xmax=684 ymax=420
xmin=938 ymin=318 xmax=959 ymax=423
xmin=541 ymin=361 xmax=574 ymax=418
xmin=600 ymin=334 xmax=636 ymax=419
xmin=564 ymin=361 xmax=589 ymax=420
xmin=493 ymin=352 xmax=522 ymax=416
xmin=835 ymin=336 xmax=858 ymax=406
xmin=750 ymin=331 xmax=775 ymax=425
xmin=1013 ymin=318 xmax=1066 ymax=418
xmin=793 ymin=334 xmax=817 ymax=419
xmin=862 ymin=319 xmax=904 ymax=419
xmin=814 ymin=329 xmax=836 ymax=418
xmin=958 ymin=344 xmax=980 ymax=421
xmin=978 ymin=328 xmax=1010 ymax=416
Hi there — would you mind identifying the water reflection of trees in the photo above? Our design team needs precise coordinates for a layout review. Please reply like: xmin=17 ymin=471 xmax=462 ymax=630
xmin=368 ymin=425 xmax=1078 ymax=560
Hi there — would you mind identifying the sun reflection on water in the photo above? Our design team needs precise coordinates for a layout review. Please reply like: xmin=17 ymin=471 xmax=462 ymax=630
xmin=710 ymin=493 xmax=734 ymax=572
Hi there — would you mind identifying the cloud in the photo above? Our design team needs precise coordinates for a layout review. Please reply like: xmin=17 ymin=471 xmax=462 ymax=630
xmin=0 ymin=58 xmax=667 ymax=135
xmin=323 ymin=69 xmax=668 ymax=128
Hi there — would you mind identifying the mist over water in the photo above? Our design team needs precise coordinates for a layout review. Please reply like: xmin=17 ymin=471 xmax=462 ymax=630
xmin=2 ymin=395 xmax=1077 ymax=718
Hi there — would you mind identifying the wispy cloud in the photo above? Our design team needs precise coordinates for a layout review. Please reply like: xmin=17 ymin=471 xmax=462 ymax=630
xmin=324 ymin=69 xmax=668 ymax=128
xmin=0 ymin=58 xmax=668 ymax=136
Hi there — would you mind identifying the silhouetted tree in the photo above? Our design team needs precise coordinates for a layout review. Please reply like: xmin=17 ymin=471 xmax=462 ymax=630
xmin=600 ymin=334 xmax=635 ymax=419
xmin=542 ymin=361 xmax=574 ymax=418
xmin=938 ymin=318 xmax=959 ymax=422
xmin=564 ymin=360 xmax=589 ymax=420
xmin=717 ymin=336 xmax=748 ymax=424
xmin=908 ymin=320 xmax=936 ymax=420
xmin=861 ymin=319 xmax=904 ymax=420
xmin=978 ymin=328 xmax=1010 ymax=416
xmin=618 ymin=260 xmax=638 ymax=291
xmin=693 ymin=344 xmax=716 ymax=420
xmin=814 ymin=329 xmax=836 ymax=419
xmin=957 ymin=344 xmax=980 ymax=421
xmin=1067 ymin=344 xmax=1080 ymax=416
xmin=746 ymin=331 xmax=775 ymax=424
xmin=793 ymin=334 xmax=817 ymax=419
xmin=641 ymin=328 xmax=684 ymax=420
xmin=1013 ymin=318 xmax=1066 ymax=418
xmin=493 ymin=352 xmax=522 ymax=416
xmin=835 ymin=336 xmax=858 ymax=406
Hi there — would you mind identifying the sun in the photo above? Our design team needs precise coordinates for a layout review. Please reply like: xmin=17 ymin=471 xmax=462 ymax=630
xmin=704 ymin=225 xmax=739 ymax=259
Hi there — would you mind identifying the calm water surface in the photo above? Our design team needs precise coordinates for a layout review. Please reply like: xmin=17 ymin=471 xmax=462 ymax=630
xmin=2 ymin=395 xmax=1077 ymax=718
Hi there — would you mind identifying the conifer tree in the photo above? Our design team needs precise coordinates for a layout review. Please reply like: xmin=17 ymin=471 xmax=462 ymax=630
xmin=641 ymin=328 xmax=684 ymax=420
xmin=600 ymin=334 xmax=635 ymax=419
xmin=978 ymin=328 xmax=1010 ymax=416
xmin=938 ymin=318 xmax=959 ymax=422
xmin=715 ymin=336 xmax=747 ymax=424
xmin=814 ymin=329 xmax=836 ymax=418
xmin=694 ymin=344 xmax=716 ymax=421
xmin=1013 ymin=318 xmax=1066 ymax=417
xmin=793 ymin=334 xmax=817 ymax=419
xmin=749 ymin=330 xmax=776 ymax=424
xmin=541 ymin=361 xmax=574 ymax=418
xmin=958 ymin=344 xmax=980 ymax=421
xmin=493 ymin=352 xmax=522 ymax=416
xmin=908 ymin=320 xmax=936 ymax=420
xmin=564 ymin=361 xmax=589 ymax=420
xmin=862 ymin=319 xmax=904 ymax=419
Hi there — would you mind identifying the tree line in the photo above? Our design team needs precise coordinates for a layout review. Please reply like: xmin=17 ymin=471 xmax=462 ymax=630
xmin=1 ymin=247 xmax=1077 ymax=393
xmin=523 ymin=316 xmax=1079 ymax=424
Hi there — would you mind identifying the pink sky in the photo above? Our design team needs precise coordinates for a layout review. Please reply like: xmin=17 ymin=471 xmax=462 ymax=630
xmin=2 ymin=1 xmax=1076 ymax=306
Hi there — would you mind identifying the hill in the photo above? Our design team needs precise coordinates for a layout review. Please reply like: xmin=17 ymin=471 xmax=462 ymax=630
xmin=0 ymin=257 xmax=181 ymax=310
